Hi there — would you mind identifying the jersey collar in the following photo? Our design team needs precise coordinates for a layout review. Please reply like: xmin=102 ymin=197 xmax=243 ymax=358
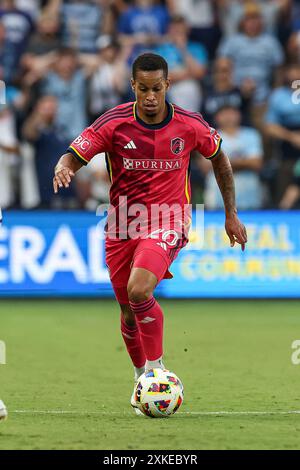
xmin=133 ymin=101 xmax=174 ymax=130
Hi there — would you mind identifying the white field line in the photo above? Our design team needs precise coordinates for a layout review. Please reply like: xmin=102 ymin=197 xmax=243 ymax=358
xmin=10 ymin=409 xmax=300 ymax=417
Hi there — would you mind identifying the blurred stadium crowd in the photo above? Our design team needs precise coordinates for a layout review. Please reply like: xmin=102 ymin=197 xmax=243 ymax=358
xmin=1 ymin=0 xmax=300 ymax=211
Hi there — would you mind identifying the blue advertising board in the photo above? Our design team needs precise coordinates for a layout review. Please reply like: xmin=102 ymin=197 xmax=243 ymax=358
xmin=0 ymin=211 xmax=300 ymax=298
xmin=0 ymin=212 xmax=112 ymax=297
xmin=161 ymin=211 xmax=300 ymax=298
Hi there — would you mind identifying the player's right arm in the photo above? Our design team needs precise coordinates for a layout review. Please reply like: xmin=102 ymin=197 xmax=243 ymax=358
xmin=53 ymin=115 xmax=113 ymax=194
xmin=53 ymin=152 xmax=83 ymax=194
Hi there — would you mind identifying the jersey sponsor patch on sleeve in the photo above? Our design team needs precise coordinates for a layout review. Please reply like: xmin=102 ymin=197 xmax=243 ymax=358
xmin=73 ymin=136 xmax=91 ymax=154
xmin=205 ymin=127 xmax=222 ymax=159
xmin=67 ymin=125 xmax=110 ymax=165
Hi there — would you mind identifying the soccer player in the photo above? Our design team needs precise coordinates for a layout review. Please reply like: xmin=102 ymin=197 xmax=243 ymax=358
xmin=53 ymin=53 xmax=247 ymax=412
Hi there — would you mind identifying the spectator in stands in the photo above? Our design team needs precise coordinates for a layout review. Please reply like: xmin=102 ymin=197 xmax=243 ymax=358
xmin=0 ymin=0 xmax=34 ymax=82
xmin=287 ymin=29 xmax=300 ymax=63
xmin=291 ymin=0 xmax=300 ymax=28
xmin=0 ymin=0 xmax=296 ymax=211
xmin=25 ymin=13 xmax=60 ymax=56
xmin=279 ymin=159 xmax=300 ymax=209
xmin=15 ymin=0 xmax=44 ymax=20
xmin=166 ymin=0 xmax=221 ymax=59
xmin=218 ymin=2 xmax=284 ymax=131
xmin=50 ymin=0 xmax=109 ymax=53
xmin=41 ymin=47 xmax=88 ymax=140
xmin=202 ymin=57 xmax=251 ymax=127
xmin=117 ymin=0 xmax=169 ymax=63
xmin=287 ymin=2 xmax=300 ymax=63
xmin=89 ymin=35 xmax=127 ymax=122
xmin=22 ymin=95 xmax=76 ymax=208
xmin=156 ymin=15 xmax=207 ymax=111
xmin=218 ymin=0 xmax=291 ymax=38
xmin=200 ymin=105 xmax=263 ymax=210
xmin=265 ymin=63 xmax=300 ymax=203
xmin=0 ymin=89 xmax=19 ymax=209
xmin=21 ymin=13 xmax=60 ymax=87
xmin=0 ymin=21 xmax=16 ymax=84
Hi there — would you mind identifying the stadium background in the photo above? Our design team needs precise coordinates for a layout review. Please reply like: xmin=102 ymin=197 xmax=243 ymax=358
xmin=1 ymin=0 xmax=300 ymax=451
xmin=1 ymin=0 xmax=300 ymax=297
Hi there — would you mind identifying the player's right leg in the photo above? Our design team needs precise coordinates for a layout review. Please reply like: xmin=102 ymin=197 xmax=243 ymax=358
xmin=120 ymin=303 xmax=146 ymax=381
xmin=105 ymin=238 xmax=146 ymax=382
xmin=127 ymin=267 xmax=165 ymax=372
xmin=119 ymin=303 xmax=146 ymax=413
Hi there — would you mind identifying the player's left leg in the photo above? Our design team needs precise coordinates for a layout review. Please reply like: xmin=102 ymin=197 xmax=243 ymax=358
xmin=128 ymin=235 xmax=185 ymax=372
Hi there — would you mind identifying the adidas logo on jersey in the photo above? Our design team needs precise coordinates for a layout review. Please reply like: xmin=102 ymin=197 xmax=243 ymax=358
xmin=157 ymin=242 xmax=167 ymax=251
xmin=124 ymin=140 xmax=137 ymax=149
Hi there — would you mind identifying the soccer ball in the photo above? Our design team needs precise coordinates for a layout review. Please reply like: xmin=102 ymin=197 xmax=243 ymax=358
xmin=134 ymin=369 xmax=184 ymax=418
xmin=0 ymin=400 xmax=8 ymax=421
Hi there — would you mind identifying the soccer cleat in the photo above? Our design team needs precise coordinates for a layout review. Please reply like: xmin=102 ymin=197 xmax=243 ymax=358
xmin=131 ymin=385 xmax=144 ymax=416
xmin=134 ymin=366 xmax=145 ymax=383
xmin=131 ymin=368 xmax=145 ymax=416
xmin=145 ymin=358 xmax=165 ymax=372
xmin=0 ymin=400 xmax=8 ymax=421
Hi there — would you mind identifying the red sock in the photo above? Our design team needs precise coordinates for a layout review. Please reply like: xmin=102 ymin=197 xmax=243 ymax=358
xmin=120 ymin=314 xmax=146 ymax=369
xmin=129 ymin=297 xmax=163 ymax=361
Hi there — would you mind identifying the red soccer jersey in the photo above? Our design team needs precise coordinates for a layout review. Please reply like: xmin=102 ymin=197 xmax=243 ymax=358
xmin=68 ymin=101 xmax=222 ymax=238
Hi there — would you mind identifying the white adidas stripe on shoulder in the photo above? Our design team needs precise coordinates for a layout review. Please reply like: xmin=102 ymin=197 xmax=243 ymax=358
xmin=124 ymin=140 xmax=137 ymax=149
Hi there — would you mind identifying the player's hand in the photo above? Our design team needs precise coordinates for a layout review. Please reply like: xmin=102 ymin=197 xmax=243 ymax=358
xmin=225 ymin=214 xmax=247 ymax=251
xmin=53 ymin=166 xmax=75 ymax=194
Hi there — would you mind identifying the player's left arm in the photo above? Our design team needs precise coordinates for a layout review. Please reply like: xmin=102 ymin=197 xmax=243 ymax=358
xmin=194 ymin=116 xmax=247 ymax=251
xmin=211 ymin=150 xmax=247 ymax=251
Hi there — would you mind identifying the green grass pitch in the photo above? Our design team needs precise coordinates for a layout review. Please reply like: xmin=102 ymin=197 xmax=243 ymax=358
xmin=1 ymin=299 xmax=300 ymax=450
